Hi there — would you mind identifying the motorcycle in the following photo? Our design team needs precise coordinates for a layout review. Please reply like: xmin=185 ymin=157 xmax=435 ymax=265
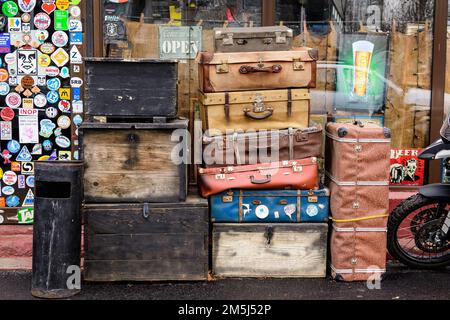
xmin=387 ymin=115 xmax=450 ymax=268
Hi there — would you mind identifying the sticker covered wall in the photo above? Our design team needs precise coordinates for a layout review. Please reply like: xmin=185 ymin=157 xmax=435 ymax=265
xmin=0 ymin=0 xmax=83 ymax=225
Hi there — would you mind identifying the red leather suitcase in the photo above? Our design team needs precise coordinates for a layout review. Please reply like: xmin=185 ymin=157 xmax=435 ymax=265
xmin=198 ymin=158 xmax=319 ymax=198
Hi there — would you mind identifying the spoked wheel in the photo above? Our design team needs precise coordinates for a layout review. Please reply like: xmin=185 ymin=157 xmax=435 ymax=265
xmin=387 ymin=194 xmax=450 ymax=269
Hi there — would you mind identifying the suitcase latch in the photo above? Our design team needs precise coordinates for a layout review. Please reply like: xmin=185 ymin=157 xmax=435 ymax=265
xmin=293 ymin=59 xmax=305 ymax=71
xmin=308 ymin=196 xmax=318 ymax=203
xmin=293 ymin=165 xmax=303 ymax=173
xmin=216 ymin=61 xmax=229 ymax=73
xmin=222 ymin=195 xmax=233 ymax=203
xmin=275 ymin=31 xmax=286 ymax=44
xmin=215 ymin=174 xmax=226 ymax=180
xmin=263 ymin=37 xmax=273 ymax=44
xmin=143 ymin=203 xmax=150 ymax=219
xmin=355 ymin=145 xmax=363 ymax=153
xmin=351 ymin=258 xmax=358 ymax=265
xmin=222 ymin=33 xmax=234 ymax=46
xmin=353 ymin=202 xmax=360 ymax=209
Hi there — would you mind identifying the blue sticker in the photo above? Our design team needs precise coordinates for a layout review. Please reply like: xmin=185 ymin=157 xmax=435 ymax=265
xmin=48 ymin=149 xmax=58 ymax=161
xmin=16 ymin=146 xmax=33 ymax=162
xmin=39 ymin=119 xmax=56 ymax=138
xmin=18 ymin=175 xmax=25 ymax=189
xmin=0 ymin=33 xmax=11 ymax=53
xmin=72 ymin=114 xmax=83 ymax=126
xmin=70 ymin=32 xmax=83 ymax=45
xmin=7 ymin=140 xmax=21 ymax=154
xmin=26 ymin=175 xmax=35 ymax=188
xmin=6 ymin=195 xmax=20 ymax=208
xmin=46 ymin=90 xmax=59 ymax=104
xmin=42 ymin=140 xmax=53 ymax=151
xmin=47 ymin=78 xmax=61 ymax=91
xmin=72 ymin=87 xmax=81 ymax=100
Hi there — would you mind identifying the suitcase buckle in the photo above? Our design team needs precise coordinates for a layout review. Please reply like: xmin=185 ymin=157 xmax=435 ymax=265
xmin=293 ymin=59 xmax=305 ymax=71
xmin=355 ymin=145 xmax=363 ymax=153
xmin=215 ymin=174 xmax=226 ymax=180
xmin=275 ymin=31 xmax=286 ymax=44
xmin=216 ymin=61 xmax=229 ymax=73
xmin=353 ymin=202 xmax=360 ymax=209
xmin=222 ymin=33 xmax=234 ymax=46
xmin=222 ymin=195 xmax=233 ymax=202
xmin=308 ymin=196 xmax=318 ymax=203
xmin=293 ymin=165 xmax=303 ymax=173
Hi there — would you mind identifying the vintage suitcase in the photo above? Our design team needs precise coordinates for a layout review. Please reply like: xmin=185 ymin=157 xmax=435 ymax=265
xmin=210 ymin=188 xmax=329 ymax=223
xmin=203 ymin=125 xmax=322 ymax=167
xmin=197 ymin=48 xmax=317 ymax=93
xmin=330 ymin=224 xmax=387 ymax=282
xmin=213 ymin=223 xmax=328 ymax=278
xmin=85 ymin=58 xmax=178 ymax=118
xmin=325 ymin=122 xmax=391 ymax=182
xmin=214 ymin=26 xmax=293 ymax=52
xmin=198 ymin=158 xmax=319 ymax=198
xmin=83 ymin=196 xmax=209 ymax=282
xmin=81 ymin=119 xmax=188 ymax=203
xmin=200 ymin=89 xmax=310 ymax=137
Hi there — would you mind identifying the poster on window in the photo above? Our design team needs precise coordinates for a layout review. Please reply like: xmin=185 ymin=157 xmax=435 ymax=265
xmin=390 ymin=148 xmax=425 ymax=186
xmin=335 ymin=33 xmax=389 ymax=113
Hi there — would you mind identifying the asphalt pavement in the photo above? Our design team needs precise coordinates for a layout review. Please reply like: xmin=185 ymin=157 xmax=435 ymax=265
xmin=0 ymin=265 xmax=449 ymax=300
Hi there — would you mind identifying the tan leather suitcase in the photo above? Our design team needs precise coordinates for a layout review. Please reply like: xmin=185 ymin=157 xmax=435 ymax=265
xmin=214 ymin=26 xmax=293 ymax=52
xmin=202 ymin=125 xmax=322 ymax=167
xmin=197 ymin=48 xmax=317 ymax=93
xmin=200 ymin=89 xmax=310 ymax=137
xmin=330 ymin=224 xmax=387 ymax=282
xmin=198 ymin=158 xmax=319 ymax=198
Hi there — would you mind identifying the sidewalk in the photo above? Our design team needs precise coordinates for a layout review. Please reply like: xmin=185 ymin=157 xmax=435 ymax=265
xmin=0 ymin=265 xmax=448 ymax=300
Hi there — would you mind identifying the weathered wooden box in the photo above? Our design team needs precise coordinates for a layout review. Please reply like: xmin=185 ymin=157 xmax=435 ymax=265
xmin=83 ymin=196 xmax=209 ymax=282
xmin=85 ymin=58 xmax=178 ymax=118
xmin=81 ymin=119 xmax=188 ymax=203
xmin=212 ymin=224 xmax=328 ymax=278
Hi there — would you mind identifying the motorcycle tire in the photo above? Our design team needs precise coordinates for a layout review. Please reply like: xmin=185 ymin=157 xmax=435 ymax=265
xmin=387 ymin=194 xmax=450 ymax=269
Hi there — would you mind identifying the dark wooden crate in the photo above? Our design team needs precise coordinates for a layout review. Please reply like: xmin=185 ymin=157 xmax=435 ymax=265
xmin=80 ymin=119 xmax=188 ymax=203
xmin=83 ymin=196 xmax=209 ymax=282
xmin=85 ymin=58 xmax=178 ymax=118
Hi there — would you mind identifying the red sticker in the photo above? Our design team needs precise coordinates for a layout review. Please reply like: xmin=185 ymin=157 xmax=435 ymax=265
xmin=1 ymin=107 xmax=15 ymax=121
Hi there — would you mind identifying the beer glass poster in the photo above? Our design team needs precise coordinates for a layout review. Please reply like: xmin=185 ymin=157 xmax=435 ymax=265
xmin=335 ymin=34 xmax=389 ymax=112
xmin=390 ymin=149 xmax=425 ymax=186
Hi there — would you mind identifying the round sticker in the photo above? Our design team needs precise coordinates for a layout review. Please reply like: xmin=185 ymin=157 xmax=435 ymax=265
xmin=18 ymin=0 xmax=36 ymax=13
xmin=3 ymin=171 xmax=17 ymax=186
xmin=46 ymin=90 xmax=59 ymax=103
xmin=45 ymin=66 xmax=59 ymax=77
xmin=55 ymin=135 xmax=71 ymax=148
xmin=34 ymin=12 xmax=51 ymax=30
xmin=56 ymin=0 xmax=70 ymax=10
xmin=6 ymin=93 xmax=21 ymax=108
xmin=51 ymin=31 xmax=68 ymax=47
xmin=70 ymin=6 xmax=81 ymax=18
xmin=45 ymin=107 xmax=58 ymax=119
xmin=0 ymin=215 xmax=4 ymax=224
xmin=35 ymin=30 xmax=49 ymax=43
xmin=58 ymin=100 xmax=70 ymax=113
xmin=4 ymin=53 xmax=15 ymax=65
xmin=0 ymin=82 xmax=10 ymax=95
xmin=0 ymin=15 xmax=6 ymax=30
xmin=7 ymin=140 xmax=20 ymax=154
xmin=40 ymin=42 xmax=56 ymax=54
xmin=47 ymin=77 xmax=61 ymax=91
xmin=26 ymin=175 xmax=35 ymax=188
xmin=21 ymin=12 xmax=31 ymax=23
xmin=2 ymin=1 xmax=19 ymax=18
xmin=42 ymin=140 xmax=53 ymax=151
xmin=1 ymin=107 xmax=15 ymax=121
xmin=6 ymin=195 xmax=20 ymax=207
xmin=0 ymin=69 xmax=8 ymax=82
xmin=38 ymin=53 xmax=51 ymax=67
xmin=73 ymin=114 xmax=83 ymax=126
xmin=306 ymin=205 xmax=319 ymax=217
xmin=70 ymin=77 xmax=83 ymax=88
xmin=34 ymin=93 xmax=47 ymax=108
xmin=255 ymin=205 xmax=270 ymax=220
xmin=57 ymin=115 xmax=71 ymax=129
xmin=2 ymin=186 xmax=14 ymax=196
xmin=21 ymin=76 xmax=35 ymax=89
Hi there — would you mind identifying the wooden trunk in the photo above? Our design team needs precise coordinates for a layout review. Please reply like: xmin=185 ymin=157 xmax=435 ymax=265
xmin=85 ymin=58 xmax=178 ymax=118
xmin=212 ymin=223 xmax=328 ymax=278
xmin=84 ymin=196 xmax=209 ymax=282
xmin=81 ymin=120 xmax=188 ymax=203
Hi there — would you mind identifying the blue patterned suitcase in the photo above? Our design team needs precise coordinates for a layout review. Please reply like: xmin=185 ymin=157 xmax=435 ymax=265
xmin=210 ymin=189 xmax=330 ymax=223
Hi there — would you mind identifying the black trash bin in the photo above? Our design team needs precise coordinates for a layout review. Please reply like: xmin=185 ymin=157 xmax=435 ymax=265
xmin=31 ymin=161 xmax=83 ymax=299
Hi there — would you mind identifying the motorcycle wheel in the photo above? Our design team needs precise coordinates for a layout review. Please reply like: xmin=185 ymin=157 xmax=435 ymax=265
xmin=387 ymin=194 xmax=450 ymax=269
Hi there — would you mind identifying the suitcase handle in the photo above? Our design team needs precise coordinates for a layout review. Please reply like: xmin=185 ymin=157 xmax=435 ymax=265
xmin=244 ymin=108 xmax=274 ymax=120
xmin=239 ymin=64 xmax=282 ymax=74
xmin=250 ymin=174 xmax=272 ymax=184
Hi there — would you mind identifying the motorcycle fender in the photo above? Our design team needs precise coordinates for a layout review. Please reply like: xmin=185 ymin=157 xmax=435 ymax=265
xmin=419 ymin=183 xmax=450 ymax=202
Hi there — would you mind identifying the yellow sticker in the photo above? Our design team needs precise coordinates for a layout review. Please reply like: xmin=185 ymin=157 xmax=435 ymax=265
xmin=56 ymin=0 xmax=70 ymax=10
xmin=22 ymin=98 xmax=34 ymax=109
xmin=0 ymin=167 xmax=4 ymax=179
xmin=38 ymin=54 xmax=51 ymax=67
xmin=59 ymin=88 xmax=71 ymax=100
xmin=38 ymin=155 xmax=50 ymax=161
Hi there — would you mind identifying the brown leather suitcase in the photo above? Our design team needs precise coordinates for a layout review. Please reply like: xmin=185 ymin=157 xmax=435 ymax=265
xmin=330 ymin=224 xmax=387 ymax=282
xmin=197 ymin=48 xmax=318 ymax=93
xmin=214 ymin=26 xmax=293 ymax=52
xmin=198 ymin=158 xmax=319 ymax=198
xmin=202 ymin=125 xmax=322 ymax=167
xmin=200 ymin=89 xmax=310 ymax=137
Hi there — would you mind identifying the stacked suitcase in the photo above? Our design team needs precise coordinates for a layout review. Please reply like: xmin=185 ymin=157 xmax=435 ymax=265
xmin=326 ymin=122 xmax=391 ymax=282
xmin=197 ymin=27 xmax=329 ymax=278
xmin=81 ymin=58 xmax=209 ymax=282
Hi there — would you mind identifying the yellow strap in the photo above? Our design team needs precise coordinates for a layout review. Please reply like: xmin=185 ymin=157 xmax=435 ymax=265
xmin=331 ymin=214 xmax=389 ymax=223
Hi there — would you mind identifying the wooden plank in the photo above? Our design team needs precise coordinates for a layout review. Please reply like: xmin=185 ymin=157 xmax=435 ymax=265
xmin=213 ymin=224 xmax=328 ymax=278
xmin=84 ymin=259 xmax=208 ymax=282
xmin=86 ymin=234 xmax=206 ymax=260
xmin=125 ymin=21 xmax=160 ymax=59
